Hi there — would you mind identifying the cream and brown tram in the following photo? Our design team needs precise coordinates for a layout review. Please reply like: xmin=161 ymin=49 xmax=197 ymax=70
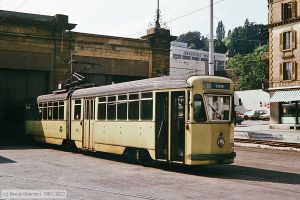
xmin=25 ymin=75 xmax=236 ymax=165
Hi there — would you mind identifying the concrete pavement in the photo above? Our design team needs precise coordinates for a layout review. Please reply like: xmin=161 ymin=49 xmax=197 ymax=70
xmin=234 ymin=120 xmax=300 ymax=143
xmin=1 ymin=145 xmax=300 ymax=200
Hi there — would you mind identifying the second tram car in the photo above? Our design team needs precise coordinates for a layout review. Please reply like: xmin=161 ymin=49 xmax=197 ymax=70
xmin=25 ymin=75 xmax=236 ymax=165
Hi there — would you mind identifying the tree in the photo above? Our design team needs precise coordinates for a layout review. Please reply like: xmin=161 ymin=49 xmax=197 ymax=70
xmin=176 ymin=31 xmax=209 ymax=51
xmin=216 ymin=21 xmax=226 ymax=40
xmin=214 ymin=21 xmax=228 ymax=54
xmin=215 ymin=39 xmax=228 ymax=54
xmin=227 ymin=19 xmax=268 ymax=57
xmin=228 ymin=45 xmax=268 ymax=90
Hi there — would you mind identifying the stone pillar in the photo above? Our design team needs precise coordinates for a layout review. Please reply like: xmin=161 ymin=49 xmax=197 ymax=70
xmin=50 ymin=14 xmax=76 ymax=91
xmin=142 ymin=28 xmax=176 ymax=77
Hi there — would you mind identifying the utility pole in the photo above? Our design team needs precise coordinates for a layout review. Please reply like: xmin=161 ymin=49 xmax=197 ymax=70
xmin=209 ymin=0 xmax=215 ymax=75
xmin=155 ymin=0 xmax=161 ymax=28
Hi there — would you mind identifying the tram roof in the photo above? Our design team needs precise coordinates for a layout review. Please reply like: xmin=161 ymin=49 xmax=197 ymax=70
xmin=37 ymin=75 xmax=232 ymax=102
xmin=37 ymin=92 xmax=68 ymax=103
xmin=72 ymin=75 xmax=192 ymax=99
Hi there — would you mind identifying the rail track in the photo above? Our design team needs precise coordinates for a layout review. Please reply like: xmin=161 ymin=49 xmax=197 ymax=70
xmin=235 ymin=139 xmax=300 ymax=149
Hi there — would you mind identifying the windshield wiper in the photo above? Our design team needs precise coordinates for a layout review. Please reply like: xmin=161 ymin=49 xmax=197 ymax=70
xmin=207 ymin=103 xmax=222 ymax=119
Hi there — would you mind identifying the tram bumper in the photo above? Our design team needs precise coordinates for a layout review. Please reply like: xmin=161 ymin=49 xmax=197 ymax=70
xmin=187 ymin=152 xmax=236 ymax=165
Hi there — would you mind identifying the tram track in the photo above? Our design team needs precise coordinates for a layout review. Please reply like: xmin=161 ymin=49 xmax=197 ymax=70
xmin=0 ymin=173 xmax=158 ymax=200
xmin=234 ymin=139 xmax=300 ymax=150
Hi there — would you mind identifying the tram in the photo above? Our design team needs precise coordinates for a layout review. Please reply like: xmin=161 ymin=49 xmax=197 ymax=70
xmin=25 ymin=75 xmax=236 ymax=165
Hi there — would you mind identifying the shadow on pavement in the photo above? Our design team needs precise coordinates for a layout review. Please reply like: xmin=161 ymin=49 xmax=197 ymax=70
xmin=0 ymin=144 xmax=44 ymax=150
xmin=155 ymin=163 xmax=300 ymax=185
xmin=77 ymin=150 xmax=300 ymax=185
xmin=0 ymin=156 xmax=16 ymax=164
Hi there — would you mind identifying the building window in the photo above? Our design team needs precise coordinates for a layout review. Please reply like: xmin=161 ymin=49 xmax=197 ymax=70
xmin=282 ymin=2 xmax=293 ymax=20
xmin=173 ymin=54 xmax=181 ymax=59
xmin=282 ymin=1 xmax=297 ymax=21
xmin=283 ymin=62 xmax=292 ymax=80
xmin=280 ymin=31 xmax=297 ymax=51
xmin=280 ymin=102 xmax=297 ymax=124
xmin=182 ymin=55 xmax=191 ymax=60
xmin=192 ymin=57 xmax=200 ymax=61
xmin=283 ymin=32 xmax=291 ymax=50
xmin=280 ymin=62 xmax=297 ymax=81
xmin=238 ymin=98 xmax=243 ymax=106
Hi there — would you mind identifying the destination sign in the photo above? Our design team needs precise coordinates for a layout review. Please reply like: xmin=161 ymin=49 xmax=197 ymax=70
xmin=204 ymin=82 xmax=230 ymax=90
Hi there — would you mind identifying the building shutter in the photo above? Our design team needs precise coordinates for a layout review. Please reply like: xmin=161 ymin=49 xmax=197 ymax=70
xmin=292 ymin=0 xmax=297 ymax=18
xmin=292 ymin=61 xmax=297 ymax=80
xmin=292 ymin=30 xmax=297 ymax=49
xmin=280 ymin=63 xmax=284 ymax=81
xmin=280 ymin=33 xmax=284 ymax=51
xmin=282 ymin=3 xmax=284 ymax=20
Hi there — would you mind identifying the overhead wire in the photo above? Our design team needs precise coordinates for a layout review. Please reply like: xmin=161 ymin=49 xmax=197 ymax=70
xmin=0 ymin=0 xmax=31 ymax=24
xmin=0 ymin=0 xmax=267 ymax=71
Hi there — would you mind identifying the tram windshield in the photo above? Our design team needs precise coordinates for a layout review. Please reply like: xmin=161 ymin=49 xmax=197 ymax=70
xmin=204 ymin=95 xmax=231 ymax=121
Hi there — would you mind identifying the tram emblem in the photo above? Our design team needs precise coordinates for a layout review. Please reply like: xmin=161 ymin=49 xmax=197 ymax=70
xmin=217 ymin=132 xmax=225 ymax=148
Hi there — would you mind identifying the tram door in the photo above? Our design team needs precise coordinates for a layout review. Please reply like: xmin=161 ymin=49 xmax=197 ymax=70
xmin=170 ymin=92 xmax=185 ymax=162
xmin=156 ymin=92 xmax=185 ymax=162
xmin=156 ymin=93 xmax=169 ymax=160
xmin=82 ymin=99 xmax=95 ymax=150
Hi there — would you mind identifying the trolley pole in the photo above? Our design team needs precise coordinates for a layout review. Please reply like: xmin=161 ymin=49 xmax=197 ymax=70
xmin=209 ymin=0 xmax=215 ymax=76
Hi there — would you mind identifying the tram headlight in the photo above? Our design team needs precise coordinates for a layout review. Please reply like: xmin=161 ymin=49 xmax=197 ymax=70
xmin=217 ymin=132 xmax=225 ymax=148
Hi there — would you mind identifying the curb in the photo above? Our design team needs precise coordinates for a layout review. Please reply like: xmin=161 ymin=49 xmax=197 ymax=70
xmin=235 ymin=142 xmax=300 ymax=152
xmin=234 ymin=131 xmax=300 ymax=144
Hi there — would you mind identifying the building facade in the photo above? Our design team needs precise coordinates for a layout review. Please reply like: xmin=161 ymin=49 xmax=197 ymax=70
xmin=0 ymin=10 xmax=175 ymax=140
xmin=268 ymin=0 xmax=300 ymax=129
xmin=170 ymin=41 xmax=226 ymax=76
xmin=234 ymin=90 xmax=270 ymax=114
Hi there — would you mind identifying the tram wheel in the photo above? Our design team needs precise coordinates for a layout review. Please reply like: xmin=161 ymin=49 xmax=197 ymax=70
xmin=123 ymin=148 xmax=153 ymax=166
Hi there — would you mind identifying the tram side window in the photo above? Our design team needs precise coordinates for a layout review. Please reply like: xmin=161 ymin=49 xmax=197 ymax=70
xmin=194 ymin=94 xmax=207 ymax=122
xmin=128 ymin=94 xmax=139 ymax=120
xmin=107 ymin=96 xmax=116 ymax=120
xmin=42 ymin=103 xmax=47 ymax=120
xmin=48 ymin=102 xmax=53 ymax=120
xmin=53 ymin=102 xmax=58 ymax=120
xmin=58 ymin=101 xmax=64 ymax=120
xmin=49 ymin=102 xmax=54 ymax=120
xmin=117 ymin=95 xmax=127 ymax=120
xmin=38 ymin=103 xmax=42 ymax=120
xmin=74 ymin=100 xmax=81 ymax=120
xmin=141 ymin=93 xmax=153 ymax=120
xmin=98 ymin=97 xmax=106 ymax=120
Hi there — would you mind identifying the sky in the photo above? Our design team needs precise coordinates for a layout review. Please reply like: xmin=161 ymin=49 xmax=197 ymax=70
xmin=0 ymin=0 xmax=268 ymax=38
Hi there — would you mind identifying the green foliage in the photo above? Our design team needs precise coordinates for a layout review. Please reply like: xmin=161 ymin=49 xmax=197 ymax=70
xmin=176 ymin=31 xmax=209 ymax=51
xmin=227 ymin=19 xmax=268 ymax=57
xmin=215 ymin=21 xmax=228 ymax=54
xmin=216 ymin=21 xmax=226 ymax=40
xmin=228 ymin=45 xmax=268 ymax=90
xmin=176 ymin=30 xmax=227 ymax=53
xmin=215 ymin=38 xmax=228 ymax=54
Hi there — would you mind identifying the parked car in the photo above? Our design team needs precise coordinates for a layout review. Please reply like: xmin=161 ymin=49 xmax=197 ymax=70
xmin=235 ymin=112 xmax=244 ymax=125
xmin=244 ymin=109 xmax=269 ymax=120
xmin=243 ymin=110 xmax=255 ymax=120
xmin=259 ymin=110 xmax=270 ymax=120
